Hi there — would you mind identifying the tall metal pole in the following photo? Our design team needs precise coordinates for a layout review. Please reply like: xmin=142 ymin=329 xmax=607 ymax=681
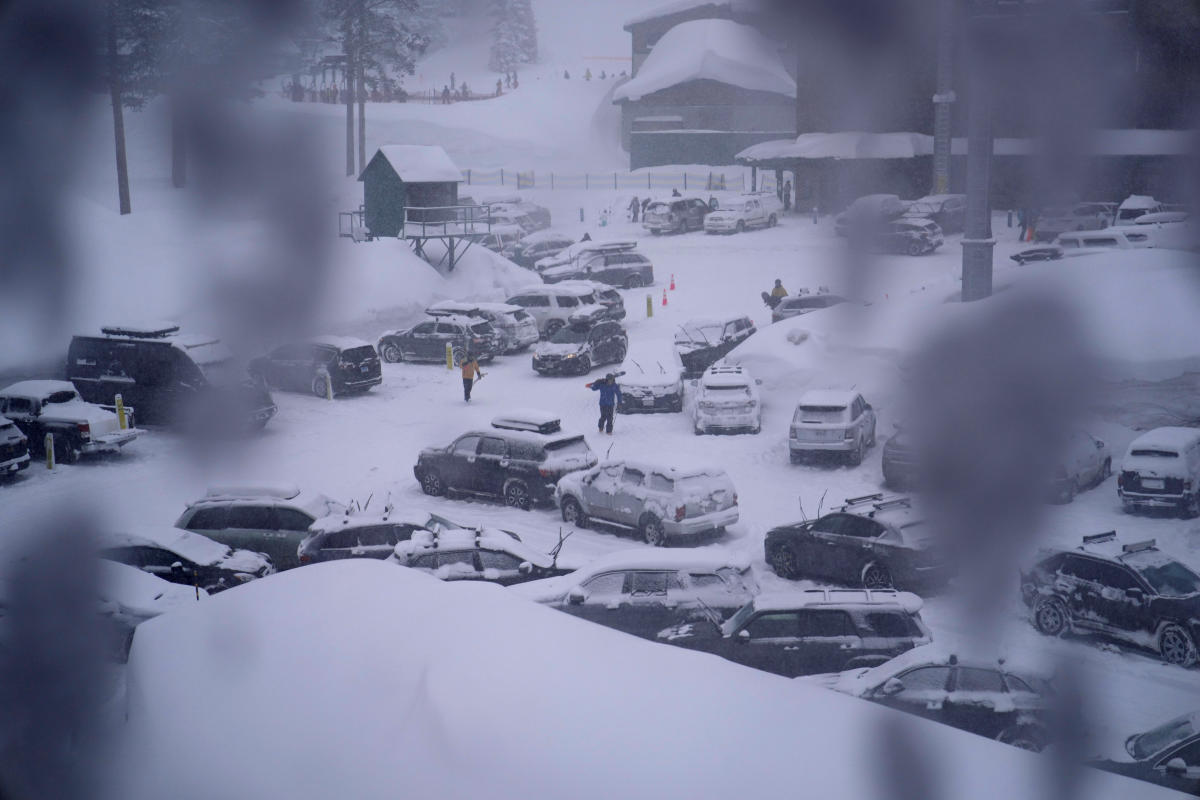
xmin=961 ymin=7 xmax=995 ymax=302
xmin=932 ymin=0 xmax=955 ymax=195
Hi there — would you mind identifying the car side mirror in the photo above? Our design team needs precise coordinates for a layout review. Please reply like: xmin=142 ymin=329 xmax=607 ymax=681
xmin=1164 ymin=758 xmax=1188 ymax=777
xmin=879 ymin=678 xmax=905 ymax=697
xmin=736 ymin=628 xmax=751 ymax=643
xmin=518 ymin=561 xmax=533 ymax=576
xmin=567 ymin=588 xmax=587 ymax=605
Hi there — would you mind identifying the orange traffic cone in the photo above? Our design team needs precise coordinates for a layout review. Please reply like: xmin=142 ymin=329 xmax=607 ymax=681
xmin=661 ymin=289 xmax=668 ymax=306
xmin=670 ymin=274 xmax=676 ymax=290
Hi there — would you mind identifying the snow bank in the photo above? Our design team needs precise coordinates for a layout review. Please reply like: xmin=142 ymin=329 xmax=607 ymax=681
xmin=119 ymin=560 xmax=1166 ymax=800
xmin=739 ymin=131 xmax=934 ymax=162
xmin=612 ymin=19 xmax=796 ymax=102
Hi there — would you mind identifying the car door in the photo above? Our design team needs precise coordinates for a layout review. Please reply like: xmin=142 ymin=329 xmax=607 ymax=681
xmin=265 ymin=344 xmax=295 ymax=389
xmin=223 ymin=504 xmax=282 ymax=564
xmin=1057 ymin=555 xmax=1106 ymax=630
xmin=1088 ymin=561 xmax=1150 ymax=639
xmin=405 ymin=321 xmax=438 ymax=360
xmin=943 ymin=667 xmax=1009 ymax=738
xmin=734 ymin=611 xmax=803 ymax=676
xmin=793 ymin=608 xmax=864 ymax=675
xmin=589 ymin=323 xmax=615 ymax=364
xmin=610 ymin=466 xmax=648 ymax=527
xmin=806 ymin=514 xmax=856 ymax=581
xmin=318 ymin=529 xmax=358 ymax=561
xmin=618 ymin=570 xmax=687 ymax=637
xmin=565 ymin=571 xmax=630 ymax=627
xmin=1075 ymin=431 xmax=1103 ymax=483
xmin=581 ymin=463 xmax=622 ymax=522
xmin=477 ymin=549 xmax=526 ymax=584
xmin=271 ymin=507 xmax=318 ymax=567
xmin=474 ymin=436 xmax=511 ymax=497
xmin=444 ymin=435 xmax=483 ymax=492
xmin=870 ymin=665 xmax=953 ymax=722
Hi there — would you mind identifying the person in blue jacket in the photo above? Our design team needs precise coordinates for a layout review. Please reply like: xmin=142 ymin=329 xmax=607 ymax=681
xmin=586 ymin=372 xmax=622 ymax=434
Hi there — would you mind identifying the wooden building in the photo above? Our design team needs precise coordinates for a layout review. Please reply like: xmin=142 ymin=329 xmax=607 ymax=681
xmin=358 ymin=145 xmax=463 ymax=238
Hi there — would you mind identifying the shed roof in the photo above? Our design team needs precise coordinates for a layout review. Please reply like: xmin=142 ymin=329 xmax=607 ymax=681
xmin=359 ymin=145 xmax=463 ymax=184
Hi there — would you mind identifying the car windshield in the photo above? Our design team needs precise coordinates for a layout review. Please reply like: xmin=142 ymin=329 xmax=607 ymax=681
xmin=1130 ymin=449 xmax=1178 ymax=458
xmin=1134 ymin=560 xmax=1200 ymax=598
xmin=551 ymin=326 xmax=590 ymax=344
xmin=677 ymin=324 xmax=723 ymax=344
xmin=796 ymin=405 xmax=848 ymax=423
xmin=1129 ymin=714 xmax=1198 ymax=760
xmin=907 ymin=202 xmax=935 ymax=215
xmin=44 ymin=390 xmax=79 ymax=404
xmin=470 ymin=322 xmax=493 ymax=335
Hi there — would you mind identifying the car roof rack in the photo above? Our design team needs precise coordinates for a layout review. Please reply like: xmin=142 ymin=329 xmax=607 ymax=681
xmin=1121 ymin=539 xmax=1157 ymax=554
xmin=843 ymin=493 xmax=884 ymax=506
xmin=491 ymin=412 xmax=561 ymax=435
xmin=1081 ymin=531 xmax=1117 ymax=545
xmin=866 ymin=497 xmax=912 ymax=517
xmin=101 ymin=322 xmax=181 ymax=339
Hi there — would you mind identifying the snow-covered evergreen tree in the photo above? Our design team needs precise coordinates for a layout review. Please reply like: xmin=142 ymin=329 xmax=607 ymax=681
xmin=488 ymin=0 xmax=536 ymax=72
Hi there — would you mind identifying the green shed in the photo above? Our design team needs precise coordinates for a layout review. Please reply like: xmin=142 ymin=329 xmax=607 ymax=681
xmin=357 ymin=145 xmax=463 ymax=238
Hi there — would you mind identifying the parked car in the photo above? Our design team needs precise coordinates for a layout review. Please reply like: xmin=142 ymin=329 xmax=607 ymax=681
xmin=816 ymin=649 xmax=1054 ymax=751
xmin=531 ymin=309 xmax=627 ymax=376
xmin=704 ymin=196 xmax=778 ymax=234
xmin=1021 ymin=531 xmax=1200 ymax=667
xmin=771 ymin=292 xmax=847 ymax=324
xmin=533 ymin=239 xmax=639 ymax=274
xmin=656 ymin=588 xmax=931 ymax=678
xmin=643 ymin=197 xmax=712 ymax=234
xmin=867 ymin=218 xmax=944 ymax=255
xmin=377 ymin=314 xmax=501 ymax=365
xmin=94 ymin=560 xmax=207 ymax=660
xmin=506 ymin=231 xmax=576 ymax=268
xmin=68 ymin=322 xmax=277 ymax=432
xmin=427 ymin=301 xmax=540 ymax=353
xmin=541 ymin=246 xmax=654 ymax=289
xmin=479 ymin=224 xmax=526 ymax=253
xmin=789 ymin=389 xmax=877 ymax=465
xmin=1113 ymin=194 xmax=1164 ymax=226
xmin=175 ymin=484 xmax=345 ymax=570
xmin=1091 ymin=710 xmax=1200 ymax=795
xmin=485 ymin=196 xmax=552 ymax=232
xmin=388 ymin=528 xmax=565 ymax=586
xmin=834 ymin=194 xmax=909 ymax=237
xmin=99 ymin=525 xmax=274 ymax=593
xmin=882 ymin=426 xmax=919 ymax=490
xmin=617 ymin=342 xmax=684 ymax=414
xmin=674 ymin=315 xmax=756 ymax=378
xmin=485 ymin=207 xmax=536 ymax=233
xmin=299 ymin=508 xmax=523 ymax=565
xmin=414 ymin=411 xmax=598 ymax=510
xmin=765 ymin=494 xmax=948 ymax=590
xmin=1051 ymin=429 xmax=1112 ymax=502
xmin=0 ymin=380 xmax=141 ymax=464
xmin=693 ymin=363 xmax=762 ymax=435
xmin=249 ymin=337 xmax=381 ymax=398
xmin=505 ymin=284 xmax=606 ymax=337
xmin=1010 ymin=245 xmax=1064 ymax=265
xmin=0 ymin=415 xmax=30 ymax=479
xmin=1034 ymin=202 xmax=1116 ymax=241
xmin=509 ymin=550 xmax=758 ymax=640
xmin=1118 ymin=427 xmax=1200 ymax=517
xmin=902 ymin=194 xmax=966 ymax=234
xmin=554 ymin=280 xmax=627 ymax=321
xmin=556 ymin=460 xmax=738 ymax=546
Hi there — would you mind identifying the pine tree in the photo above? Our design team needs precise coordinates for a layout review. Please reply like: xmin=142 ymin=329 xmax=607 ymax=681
xmin=488 ymin=0 xmax=536 ymax=73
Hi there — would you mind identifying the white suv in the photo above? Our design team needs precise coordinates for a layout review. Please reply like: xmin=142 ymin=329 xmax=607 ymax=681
xmin=789 ymin=390 xmax=877 ymax=465
xmin=704 ymin=196 xmax=778 ymax=234
xmin=506 ymin=285 xmax=606 ymax=337
xmin=693 ymin=363 xmax=762 ymax=435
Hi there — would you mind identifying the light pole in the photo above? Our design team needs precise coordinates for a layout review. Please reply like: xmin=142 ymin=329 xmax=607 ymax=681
xmin=961 ymin=0 xmax=996 ymax=302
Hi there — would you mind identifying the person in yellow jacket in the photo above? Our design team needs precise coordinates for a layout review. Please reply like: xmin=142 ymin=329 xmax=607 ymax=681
xmin=461 ymin=353 xmax=483 ymax=402
xmin=770 ymin=278 xmax=788 ymax=299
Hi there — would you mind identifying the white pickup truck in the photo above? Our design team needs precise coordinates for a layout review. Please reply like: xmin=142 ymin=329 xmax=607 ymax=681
xmin=0 ymin=380 xmax=142 ymax=464
xmin=704 ymin=194 xmax=780 ymax=234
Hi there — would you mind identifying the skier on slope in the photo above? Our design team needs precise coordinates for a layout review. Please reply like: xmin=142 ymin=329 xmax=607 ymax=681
xmin=586 ymin=372 xmax=622 ymax=435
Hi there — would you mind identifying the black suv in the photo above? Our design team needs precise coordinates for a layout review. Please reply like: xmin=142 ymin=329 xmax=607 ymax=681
xmin=68 ymin=323 xmax=277 ymax=431
xmin=541 ymin=249 xmax=654 ymax=289
xmin=249 ymin=337 xmax=381 ymax=398
xmin=531 ymin=311 xmax=627 ymax=376
xmin=674 ymin=316 xmax=756 ymax=378
xmin=657 ymin=588 xmax=931 ymax=678
xmin=1021 ymin=532 xmax=1200 ymax=667
xmin=764 ymin=495 xmax=949 ymax=590
xmin=413 ymin=412 xmax=598 ymax=510
xmin=377 ymin=315 xmax=500 ymax=364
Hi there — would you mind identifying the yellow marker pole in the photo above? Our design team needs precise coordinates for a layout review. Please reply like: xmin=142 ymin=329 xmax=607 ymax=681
xmin=115 ymin=393 xmax=127 ymax=429
xmin=325 ymin=373 xmax=334 ymax=401
xmin=646 ymin=294 xmax=653 ymax=318
xmin=45 ymin=434 xmax=54 ymax=470
xmin=445 ymin=343 xmax=454 ymax=370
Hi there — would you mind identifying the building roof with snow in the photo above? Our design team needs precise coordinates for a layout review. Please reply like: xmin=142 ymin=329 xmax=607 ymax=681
xmin=613 ymin=19 xmax=796 ymax=103
xmin=359 ymin=145 xmax=463 ymax=184
xmin=624 ymin=0 xmax=762 ymax=30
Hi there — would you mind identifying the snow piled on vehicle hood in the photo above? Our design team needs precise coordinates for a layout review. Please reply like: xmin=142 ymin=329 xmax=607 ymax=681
xmin=118 ymin=560 xmax=1165 ymax=800
xmin=534 ymin=340 xmax=585 ymax=357
xmin=97 ymin=560 xmax=207 ymax=623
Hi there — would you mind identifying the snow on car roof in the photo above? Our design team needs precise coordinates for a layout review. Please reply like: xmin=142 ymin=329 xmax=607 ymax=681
xmin=913 ymin=194 xmax=963 ymax=204
xmin=203 ymin=483 xmax=301 ymax=501
xmin=515 ymin=284 xmax=597 ymax=297
xmin=515 ymin=230 xmax=575 ymax=246
xmin=1119 ymin=194 xmax=1160 ymax=210
xmin=368 ymin=145 xmax=462 ymax=183
xmin=565 ymin=548 xmax=751 ymax=580
xmin=798 ymin=389 xmax=857 ymax=407
xmin=492 ymin=409 xmax=561 ymax=428
xmin=428 ymin=300 xmax=522 ymax=316
xmin=1135 ymin=211 xmax=1188 ymax=224
xmin=0 ymin=380 xmax=78 ymax=398
xmin=752 ymin=588 xmax=922 ymax=614
xmin=310 ymin=335 xmax=373 ymax=351
xmin=102 ymin=526 xmax=231 ymax=567
xmin=1126 ymin=426 xmax=1200 ymax=453
xmin=395 ymin=528 xmax=552 ymax=568
xmin=308 ymin=509 xmax=432 ymax=534
xmin=613 ymin=19 xmax=796 ymax=103
xmin=598 ymin=459 xmax=724 ymax=481
xmin=422 ymin=313 xmax=489 ymax=328
xmin=837 ymin=644 xmax=1049 ymax=694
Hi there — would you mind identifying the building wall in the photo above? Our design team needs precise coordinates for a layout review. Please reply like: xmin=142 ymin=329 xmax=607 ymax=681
xmin=630 ymin=130 xmax=796 ymax=170
xmin=620 ymin=80 xmax=796 ymax=153
xmin=362 ymin=165 xmax=406 ymax=238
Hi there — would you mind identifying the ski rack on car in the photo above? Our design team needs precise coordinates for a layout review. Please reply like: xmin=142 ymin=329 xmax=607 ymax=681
xmin=1121 ymin=539 xmax=1157 ymax=554
xmin=837 ymin=494 xmax=911 ymax=516
xmin=1081 ymin=531 xmax=1117 ymax=545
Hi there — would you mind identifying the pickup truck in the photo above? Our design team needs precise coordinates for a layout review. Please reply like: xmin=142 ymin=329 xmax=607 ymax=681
xmin=0 ymin=380 xmax=142 ymax=464
xmin=704 ymin=196 xmax=779 ymax=234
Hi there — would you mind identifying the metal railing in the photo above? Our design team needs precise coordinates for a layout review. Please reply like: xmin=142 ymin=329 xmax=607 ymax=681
xmin=401 ymin=205 xmax=493 ymax=239
xmin=460 ymin=168 xmax=749 ymax=192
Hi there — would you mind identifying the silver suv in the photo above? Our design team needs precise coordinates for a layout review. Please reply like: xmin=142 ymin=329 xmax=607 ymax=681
xmin=556 ymin=459 xmax=739 ymax=547
xmin=789 ymin=389 xmax=877 ymax=465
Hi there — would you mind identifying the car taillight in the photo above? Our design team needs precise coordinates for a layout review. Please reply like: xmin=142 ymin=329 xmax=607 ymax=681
xmin=76 ymin=422 xmax=91 ymax=439
xmin=675 ymin=505 xmax=686 ymax=521
xmin=299 ymin=554 xmax=311 ymax=565
xmin=539 ymin=468 xmax=554 ymax=478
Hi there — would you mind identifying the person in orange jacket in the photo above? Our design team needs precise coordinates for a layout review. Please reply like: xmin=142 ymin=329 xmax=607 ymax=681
xmin=461 ymin=353 xmax=483 ymax=402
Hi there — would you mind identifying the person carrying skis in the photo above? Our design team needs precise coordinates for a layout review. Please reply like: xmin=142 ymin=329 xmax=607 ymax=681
xmin=586 ymin=373 xmax=622 ymax=434
xmin=770 ymin=278 xmax=788 ymax=299
xmin=461 ymin=352 xmax=483 ymax=402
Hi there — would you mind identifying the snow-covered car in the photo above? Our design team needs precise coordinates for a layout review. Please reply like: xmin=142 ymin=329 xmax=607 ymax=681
xmin=387 ymin=528 xmax=566 ymax=586
xmin=789 ymin=389 xmax=877 ymax=465
xmin=96 ymin=559 xmax=207 ymax=657
xmin=248 ymin=337 xmax=381 ymax=397
xmin=1055 ymin=228 xmax=1152 ymax=251
xmin=674 ymin=315 xmax=756 ymax=378
xmin=1034 ymin=201 xmax=1116 ymax=241
xmin=556 ymin=460 xmax=738 ymax=546
xmin=414 ymin=411 xmax=598 ymax=510
xmin=505 ymin=284 xmax=606 ymax=337
xmin=427 ymin=301 xmax=540 ymax=353
xmin=479 ymin=223 xmax=526 ymax=253
xmin=693 ymin=363 xmax=761 ymax=435
xmin=1118 ymin=427 xmax=1200 ymax=517
xmin=703 ymin=196 xmax=778 ymax=234
xmin=1051 ymin=429 xmax=1112 ymax=503
xmin=1113 ymin=194 xmax=1164 ymax=226
xmin=643 ymin=197 xmax=712 ymax=234
xmin=99 ymin=525 xmax=275 ymax=593
xmin=505 ymin=231 xmax=576 ymax=268
xmin=531 ymin=310 xmax=627 ymax=376
xmin=175 ymin=484 xmax=345 ymax=570
xmin=1021 ymin=531 xmax=1200 ymax=667
xmin=765 ymin=495 xmax=949 ymax=590
xmin=771 ymin=292 xmax=847 ymax=324
xmin=541 ymin=247 xmax=654 ymax=289
xmin=656 ymin=588 xmax=931 ymax=678
xmin=299 ymin=508 xmax=523 ymax=565
xmin=485 ymin=196 xmax=552 ymax=232
xmin=508 ymin=550 xmax=758 ymax=639
xmin=377 ymin=314 xmax=501 ymax=364
xmin=813 ymin=649 xmax=1054 ymax=751
xmin=1091 ymin=710 xmax=1200 ymax=794
xmin=902 ymin=194 xmax=966 ymax=234
xmin=834 ymin=194 xmax=909 ymax=237
xmin=0 ymin=415 xmax=30 ymax=479
xmin=868 ymin=218 xmax=944 ymax=256
xmin=554 ymin=280 xmax=626 ymax=321
xmin=533 ymin=239 xmax=639 ymax=273
xmin=0 ymin=380 xmax=142 ymax=464
xmin=617 ymin=342 xmax=684 ymax=414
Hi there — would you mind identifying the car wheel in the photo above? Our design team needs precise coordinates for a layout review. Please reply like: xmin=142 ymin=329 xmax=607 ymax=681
xmin=55 ymin=438 xmax=80 ymax=465
xmin=640 ymin=515 xmax=666 ymax=547
xmin=311 ymin=375 xmax=330 ymax=398
xmin=544 ymin=319 xmax=564 ymax=337
xmin=768 ymin=214 xmax=777 ymax=227
xmin=561 ymin=497 xmax=587 ymax=528
xmin=735 ymin=220 xmax=745 ymax=234
xmin=860 ymin=561 xmax=893 ymax=589
xmin=651 ymin=229 xmax=661 ymax=236
xmin=380 ymin=342 xmax=403 ymax=363
xmin=1033 ymin=597 xmax=1068 ymax=637
xmin=504 ymin=480 xmax=532 ymax=511
xmin=907 ymin=241 xmax=923 ymax=256
xmin=1160 ymin=624 xmax=1198 ymax=667
xmin=998 ymin=725 xmax=1047 ymax=752
xmin=624 ymin=275 xmax=643 ymax=289
xmin=419 ymin=470 xmax=444 ymax=497
xmin=768 ymin=544 xmax=801 ymax=579
xmin=576 ymin=355 xmax=592 ymax=375
xmin=849 ymin=438 xmax=865 ymax=466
